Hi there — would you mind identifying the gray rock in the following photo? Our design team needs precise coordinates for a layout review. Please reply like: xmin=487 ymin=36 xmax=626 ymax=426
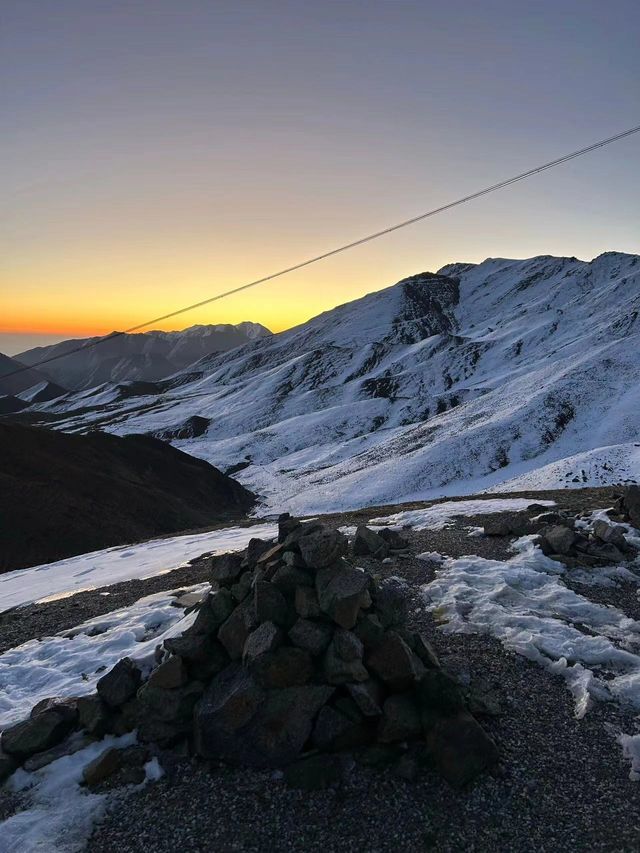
xmin=2 ymin=705 xmax=78 ymax=758
xmin=194 ymin=664 xmax=264 ymax=758
xmin=211 ymin=552 xmax=244 ymax=584
xmin=295 ymin=585 xmax=321 ymax=619
xmin=96 ymin=658 xmax=142 ymax=708
xmin=316 ymin=563 xmax=371 ymax=629
xmin=483 ymin=512 xmax=532 ymax=537
xmin=271 ymin=564 xmax=313 ymax=595
xmin=333 ymin=629 xmax=364 ymax=661
xmin=243 ymin=621 xmax=282 ymax=662
xmin=77 ymin=695 xmax=111 ymax=737
xmin=288 ymin=618 xmax=333 ymax=656
xmin=374 ymin=577 xmax=410 ymax=628
xmin=148 ymin=655 xmax=189 ymax=690
xmin=30 ymin=696 xmax=78 ymax=722
xmin=245 ymin=538 xmax=273 ymax=567
xmin=254 ymin=580 xmax=288 ymax=626
xmin=218 ymin=598 xmax=257 ymax=660
xmin=251 ymin=647 xmax=313 ymax=688
xmin=283 ymin=754 xmax=343 ymax=790
xmin=366 ymin=631 xmax=424 ymax=690
xmin=353 ymin=526 xmax=389 ymax=558
xmin=82 ymin=747 xmax=122 ymax=787
xmin=411 ymin=633 xmax=441 ymax=668
xmin=230 ymin=571 xmax=253 ymax=603
xmin=278 ymin=512 xmax=301 ymax=543
xmin=299 ymin=527 xmax=348 ymax=569
xmin=378 ymin=694 xmax=421 ymax=743
xmin=136 ymin=681 xmax=203 ymax=742
xmin=426 ymin=711 xmax=499 ymax=787
xmin=164 ymin=632 xmax=227 ymax=670
xmin=378 ymin=528 xmax=409 ymax=550
xmin=23 ymin=732 xmax=92 ymax=772
xmin=346 ymin=680 xmax=383 ymax=716
xmin=416 ymin=670 xmax=465 ymax=717
xmin=540 ymin=525 xmax=578 ymax=555
xmin=354 ymin=613 xmax=385 ymax=650
xmin=324 ymin=639 xmax=369 ymax=684
xmin=592 ymin=519 xmax=628 ymax=549
xmin=622 ymin=485 xmax=640 ymax=528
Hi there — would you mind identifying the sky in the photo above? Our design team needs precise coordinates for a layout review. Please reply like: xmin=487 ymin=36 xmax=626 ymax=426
xmin=1 ymin=0 xmax=639 ymax=355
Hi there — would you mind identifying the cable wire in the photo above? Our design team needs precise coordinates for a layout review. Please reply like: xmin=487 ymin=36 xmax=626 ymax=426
xmin=4 ymin=123 xmax=640 ymax=382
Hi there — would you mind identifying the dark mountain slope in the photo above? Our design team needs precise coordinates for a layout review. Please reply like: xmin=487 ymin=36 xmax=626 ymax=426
xmin=0 ymin=422 xmax=255 ymax=572
xmin=0 ymin=353 xmax=50 ymax=396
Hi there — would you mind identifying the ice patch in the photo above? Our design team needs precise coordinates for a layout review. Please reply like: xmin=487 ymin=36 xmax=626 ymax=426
xmin=0 ymin=522 xmax=276 ymax=613
xmin=416 ymin=552 xmax=446 ymax=564
xmin=422 ymin=536 xmax=640 ymax=718
xmin=0 ymin=587 xmax=206 ymax=728
xmin=370 ymin=498 xmax=554 ymax=531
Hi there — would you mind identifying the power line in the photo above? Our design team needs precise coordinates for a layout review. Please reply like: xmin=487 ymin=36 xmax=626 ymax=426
xmin=4 ymin=123 xmax=640 ymax=383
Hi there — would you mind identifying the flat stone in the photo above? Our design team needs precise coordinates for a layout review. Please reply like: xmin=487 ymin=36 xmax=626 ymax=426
xmin=256 ymin=542 xmax=287 ymax=566
xmin=251 ymin=647 xmax=313 ymax=688
xmin=353 ymin=525 xmax=389 ymax=558
xmin=148 ymin=655 xmax=189 ymax=690
xmin=172 ymin=590 xmax=206 ymax=609
xmin=288 ymin=618 xmax=333 ymax=656
xmin=299 ymin=527 xmax=348 ymax=569
xmin=83 ymin=747 xmax=122 ymax=787
xmin=366 ymin=631 xmax=424 ymax=690
xmin=96 ymin=658 xmax=142 ymax=708
xmin=243 ymin=621 xmax=282 ymax=662
xmin=426 ymin=711 xmax=498 ymax=787
xmin=378 ymin=694 xmax=421 ymax=743
xmin=254 ymin=580 xmax=288 ymax=626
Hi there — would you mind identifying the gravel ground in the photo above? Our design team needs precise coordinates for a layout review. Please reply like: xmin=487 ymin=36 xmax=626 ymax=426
xmin=4 ymin=485 xmax=640 ymax=852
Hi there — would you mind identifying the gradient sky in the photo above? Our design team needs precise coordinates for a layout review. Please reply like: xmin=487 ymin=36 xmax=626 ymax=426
xmin=2 ymin=0 xmax=639 ymax=355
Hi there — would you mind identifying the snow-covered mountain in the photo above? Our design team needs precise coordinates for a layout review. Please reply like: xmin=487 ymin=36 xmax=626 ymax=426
xmin=15 ymin=322 xmax=272 ymax=390
xmin=30 ymin=252 xmax=640 ymax=512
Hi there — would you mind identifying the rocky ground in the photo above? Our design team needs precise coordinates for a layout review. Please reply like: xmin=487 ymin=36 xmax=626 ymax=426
xmin=3 ymin=486 xmax=640 ymax=852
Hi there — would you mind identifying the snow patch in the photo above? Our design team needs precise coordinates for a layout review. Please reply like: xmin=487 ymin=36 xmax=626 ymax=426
xmin=370 ymin=498 xmax=554 ymax=531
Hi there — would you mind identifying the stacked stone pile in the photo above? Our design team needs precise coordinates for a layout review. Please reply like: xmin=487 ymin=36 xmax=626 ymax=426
xmin=0 ymin=514 xmax=497 ymax=790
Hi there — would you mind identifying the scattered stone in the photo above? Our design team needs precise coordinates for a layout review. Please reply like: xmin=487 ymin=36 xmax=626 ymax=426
xmin=540 ymin=525 xmax=578 ymax=555
xmin=483 ymin=512 xmax=532 ymax=537
xmin=378 ymin=528 xmax=409 ymax=549
xmin=96 ymin=658 xmax=142 ymax=708
xmin=353 ymin=525 xmax=389 ymax=558
xmin=83 ymin=747 xmax=122 ymax=787
xmin=426 ymin=711 xmax=498 ymax=787
xmin=592 ymin=519 xmax=628 ymax=549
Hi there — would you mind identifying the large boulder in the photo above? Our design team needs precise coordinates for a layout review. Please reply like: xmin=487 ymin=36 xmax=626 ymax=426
xmin=2 ymin=701 xmax=77 ymax=758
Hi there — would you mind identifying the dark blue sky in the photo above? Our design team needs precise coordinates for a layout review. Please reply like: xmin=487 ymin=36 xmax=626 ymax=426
xmin=2 ymin=0 xmax=639 ymax=352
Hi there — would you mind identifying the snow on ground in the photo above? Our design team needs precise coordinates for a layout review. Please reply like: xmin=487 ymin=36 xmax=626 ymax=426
xmin=369 ymin=498 xmax=554 ymax=531
xmin=1 ymin=732 xmax=137 ymax=853
xmin=0 ymin=587 xmax=205 ymax=728
xmin=0 ymin=523 xmax=276 ymax=613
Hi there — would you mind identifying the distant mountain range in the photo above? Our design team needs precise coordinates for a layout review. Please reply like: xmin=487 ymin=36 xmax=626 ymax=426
xmin=12 ymin=322 xmax=272 ymax=391
xmin=15 ymin=252 xmax=640 ymax=513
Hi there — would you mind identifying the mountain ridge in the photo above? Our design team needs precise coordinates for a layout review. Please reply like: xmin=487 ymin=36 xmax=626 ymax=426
xmin=23 ymin=251 xmax=640 ymax=513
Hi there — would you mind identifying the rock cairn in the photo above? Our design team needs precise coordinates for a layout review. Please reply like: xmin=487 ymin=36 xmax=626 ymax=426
xmin=0 ymin=514 xmax=498 ymax=790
